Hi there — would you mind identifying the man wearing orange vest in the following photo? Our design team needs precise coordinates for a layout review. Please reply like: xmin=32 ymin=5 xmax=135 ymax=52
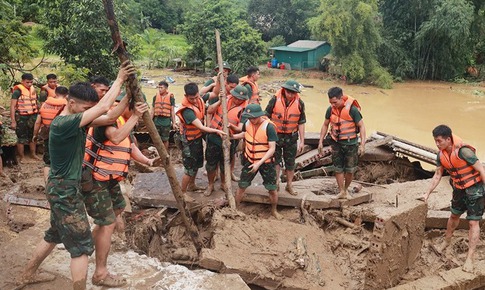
xmin=422 ymin=125 xmax=485 ymax=273
xmin=39 ymin=73 xmax=59 ymax=103
xmin=240 ymin=66 xmax=260 ymax=104
xmin=33 ymin=86 xmax=68 ymax=181
xmin=151 ymin=81 xmax=176 ymax=150
xmin=176 ymin=82 xmax=226 ymax=198
xmin=199 ymin=61 xmax=232 ymax=95
xmin=266 ymin=80 xmax=306 ymax=196
xmin=82 ymin=96 xmax=150 ymax=287
xmin=232 ymin=104 xmax=281 ymax=219
xmin=17 ymin=61 xmax=136 ymax=290
xmin=205 ymin=85 xmax=249 ymax=196
xmin=318 ymin=87 xmax=366 ymax=200
xmin=10 ymin=73 xmax=40 ymax=163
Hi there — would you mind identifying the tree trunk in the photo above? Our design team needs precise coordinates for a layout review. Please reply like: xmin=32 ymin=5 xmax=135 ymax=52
xmin=103 ymin=0 xmax=203 ymax=254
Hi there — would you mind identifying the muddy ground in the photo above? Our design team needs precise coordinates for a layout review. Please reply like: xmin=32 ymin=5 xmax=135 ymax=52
xmin=1 ymin=148 xmax=484 ymax=289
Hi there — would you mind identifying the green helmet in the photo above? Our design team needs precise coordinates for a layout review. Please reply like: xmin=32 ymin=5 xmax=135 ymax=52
xmin=214 ymin=61 xmax=232 ymax=72
xmin=230 ymin=85 xmax=249 ymax=100
xmin=242 ymin=104 xmax=265 ymax=119
xmin=281 ymin=80 xmax=302 ymax=93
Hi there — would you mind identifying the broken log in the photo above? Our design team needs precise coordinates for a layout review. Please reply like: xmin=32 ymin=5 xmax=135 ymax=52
xmin=103 ymin=0 xmax=203 ymax=253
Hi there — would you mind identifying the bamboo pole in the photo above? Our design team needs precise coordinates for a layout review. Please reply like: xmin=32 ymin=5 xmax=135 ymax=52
xmin=103 ymin=0 xmax=203 ymax=253
xmin=214 ymin=29 xmax=236 ymax=208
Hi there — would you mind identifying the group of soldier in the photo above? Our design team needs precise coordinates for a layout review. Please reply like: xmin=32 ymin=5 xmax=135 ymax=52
xmin=6 ymin=58 xmax=485 ymax=288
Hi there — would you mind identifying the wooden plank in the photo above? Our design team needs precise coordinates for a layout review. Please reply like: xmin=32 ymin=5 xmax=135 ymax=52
xmin=295 ymin=147 xmax=331 ymax=170
xmin=242 ymin=182 xmax=372 ymax=209
xmin=426 ymin=210 xmax=484 ymax=230
xmin=303 ymin=132 xmax=321 ymax=146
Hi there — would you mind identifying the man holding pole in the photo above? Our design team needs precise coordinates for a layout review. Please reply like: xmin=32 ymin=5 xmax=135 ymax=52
xmin=205 ymin=85 xmax=249 ymax=196
xmin=176 ymin=83 xmax=226 ymax=198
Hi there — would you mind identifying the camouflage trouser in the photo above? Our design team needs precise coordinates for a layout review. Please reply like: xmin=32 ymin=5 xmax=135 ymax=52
xmin=451 ymin=183 xmax=485 ymax=220
xmin=43 ymin=138 xmax=50 ymax=165
xmin=331 ymin=142 xmax=359 ymax=173
xmin=156 ymin=124 xmax=171 ymax=141
xmin=182 ymin=136 xmax=204 ymax=177
xmin=83 ymin=179 xmax=126 ymax=226
xmin=238 ymin=156 xmax=277 ymax=190
xmin=44 ymin=178 xmax=94 ymax=258
xmin=205 ymin=140 xmax=238 ymax=172
xmin=15 ymin=113 xmax=37 ymax=144
xmin=275 ymin=132 xmax=299 ymax=171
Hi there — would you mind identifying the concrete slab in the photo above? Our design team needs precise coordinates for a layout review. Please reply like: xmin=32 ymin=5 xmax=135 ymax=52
xmin=132 ymin=173 xmax=372 ymax=210
xmin=426 ymin=210 xmax=485 ymax=230
xmin=389 ymin=260 xmax=485 ymax=290
xmin=364 ymin=201 xmax=428 ymax=289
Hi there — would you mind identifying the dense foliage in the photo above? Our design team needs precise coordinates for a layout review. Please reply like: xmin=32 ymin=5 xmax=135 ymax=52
xmin=2 ymin=0 xmax=485 ymax=89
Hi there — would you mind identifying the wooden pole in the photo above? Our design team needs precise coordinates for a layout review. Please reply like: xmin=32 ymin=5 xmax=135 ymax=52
xmin=103 ymin=0 xmax=203 ymax=253
xmin=215 ymin=29 xmax=236 ymax=208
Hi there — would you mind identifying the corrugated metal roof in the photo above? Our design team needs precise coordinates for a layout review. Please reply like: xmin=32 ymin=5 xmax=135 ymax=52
xmin=269 ymin=46 xmax=313 ymax=52
xmin=288 ymin=40 xmax=327 ymax=49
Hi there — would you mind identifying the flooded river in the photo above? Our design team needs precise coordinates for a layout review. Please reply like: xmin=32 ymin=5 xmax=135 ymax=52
xmin=141 ymin=71 xmax=485 ymax=160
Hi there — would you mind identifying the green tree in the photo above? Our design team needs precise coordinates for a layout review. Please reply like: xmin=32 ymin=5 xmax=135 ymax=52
xmin=310 ymin=0 xmax=392 ymax=87
xmin=38 ymin=0 xmax=139 ymax=79
xmin=0 ymin=1 xmax=37 ymax=89
xmin=248 ymin=0 xmax=319 ymax=43
xmin=379 ymin=0 xmax=476 ymax=80
xmin=181 ymin=0 xmax=265 ymax=74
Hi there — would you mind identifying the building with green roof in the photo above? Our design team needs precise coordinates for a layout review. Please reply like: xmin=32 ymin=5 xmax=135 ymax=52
xmin=270 ymin=40 xmax=331 ymax=70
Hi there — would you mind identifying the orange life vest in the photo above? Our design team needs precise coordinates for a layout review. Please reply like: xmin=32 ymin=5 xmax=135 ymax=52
xmin=176 ymin=96 xmax=206 ymax=141
xmin=330 ymin=95 xmax=361 ymax=141
xmin=39 ymin=97 xmax=67 ymax=127
xmin=439 ymin=135 xmax=482 ymax=189
xmin=244 ymin=118 xmax=273 ymax=164
xmin=83 ymin=116 xmax=132 ymax=182
xmin=13 ymin=84 xmax=38 ymax=115
xmin=209 ymin=96 xmax=247 ymax=134
xmin=41 ymin=84 xmax=57 ymax=98
xmin=240 ymin=76 xmax=259 ymax=104
xmin=270 ymin=89 xmax=301 ymax=134
xmin=153 ymin=91 xmax=173 ymax=117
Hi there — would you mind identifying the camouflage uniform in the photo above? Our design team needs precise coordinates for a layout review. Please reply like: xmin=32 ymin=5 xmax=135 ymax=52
xmin=182 ymin=136 xmax=204 ymax=177
xmin=275 ymin=132 xmax=299 ymax=171
xmin=238 ymin=156 xmax=277 ymax=191
xmin=44 ymin=178 xmax=94 ymax=258
xmin=451 ymin=183 xmax=485 ymax=220
xmin=205 ymin=139 xmax=238 ymax=172
xmin=83 ymin=179 xmax=126 ymax=225
xmin=15 ymin=113 xmax=37 ymax=144
xmin=155 ymin=121 xmax=171 ymax=141
xmin=331 ymin=141 xmax=359 ymax=173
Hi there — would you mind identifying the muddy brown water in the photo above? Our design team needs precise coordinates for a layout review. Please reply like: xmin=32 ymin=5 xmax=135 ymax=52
xmin=141 ymin=72 xmax=485 ymax=161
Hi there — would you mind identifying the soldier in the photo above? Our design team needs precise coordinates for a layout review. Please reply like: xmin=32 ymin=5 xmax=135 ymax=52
xmin=10 ymin=73 xmax=40 ymax=163
xmin=205 ymin=85 xmax=249 ymax=196
xmin=239 ymin=66 xmax=260 ymax=104
xmin=17 ymin=61 xmax=135 ymax=290
xmin=318 ymin=87 xmax=366 ymax=199
xmin=232 ymin=104 xmax=281 ymax=219
xmin=151 ymin=81 xmax=176 ymax=150
xmin=176 ymin=83 xmax=226 ymax=198
xmin=265 ymin=80 xmax=306 ymax=195
xmin=199 ymin=61 xmax=232 ymax=95
xmin=33 ymin=86 xmax=68 ymax=181
xmin=422 ymin=125 xmax=485 ymax=273
xmin=90 ymin=75 xmax=111 ymax=99
xmin=39 ymin=73 xmax=59 ymax=103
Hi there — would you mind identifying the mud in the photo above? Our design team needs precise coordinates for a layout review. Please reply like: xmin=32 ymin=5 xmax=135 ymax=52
xmin=2 ymin=69 xmax=485 ymax=289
